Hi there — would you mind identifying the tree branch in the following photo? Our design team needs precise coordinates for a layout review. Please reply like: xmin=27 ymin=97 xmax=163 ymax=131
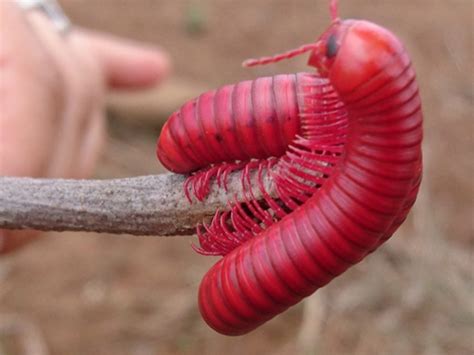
xmin=0 ymin=173 xmax=272 ymax=236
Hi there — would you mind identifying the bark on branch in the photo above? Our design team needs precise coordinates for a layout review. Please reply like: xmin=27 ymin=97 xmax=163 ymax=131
xmin=0 ymin=173 xmax=272 ymax=236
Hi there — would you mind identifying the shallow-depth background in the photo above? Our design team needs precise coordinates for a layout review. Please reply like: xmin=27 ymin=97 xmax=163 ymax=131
xmin=1 ymin=1 xmax=472 ymax=354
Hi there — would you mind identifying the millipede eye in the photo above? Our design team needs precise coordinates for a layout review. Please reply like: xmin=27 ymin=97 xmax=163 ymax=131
xmin=326 ymin=34 xmax=339 ymax=58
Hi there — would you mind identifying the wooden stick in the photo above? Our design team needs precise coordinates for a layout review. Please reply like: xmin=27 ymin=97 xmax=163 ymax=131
xmin=0 ymin=173 xmax=272 ymax=236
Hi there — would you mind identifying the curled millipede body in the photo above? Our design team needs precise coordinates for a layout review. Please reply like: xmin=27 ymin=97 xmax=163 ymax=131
xmin=156 ymin=0 xmax=422 ymax=336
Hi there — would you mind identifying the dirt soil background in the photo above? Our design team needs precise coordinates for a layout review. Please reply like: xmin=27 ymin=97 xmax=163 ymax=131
xmin=1 ymin=1 xmax=473 ymax=355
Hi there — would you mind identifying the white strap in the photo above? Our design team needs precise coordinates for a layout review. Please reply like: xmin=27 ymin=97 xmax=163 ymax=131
xmin=16 ymin=0 xmax=72 ymax=34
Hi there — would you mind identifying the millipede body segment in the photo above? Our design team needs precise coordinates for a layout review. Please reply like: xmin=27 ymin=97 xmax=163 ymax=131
xmin=156 ymin=1 xmax=422 ymax=336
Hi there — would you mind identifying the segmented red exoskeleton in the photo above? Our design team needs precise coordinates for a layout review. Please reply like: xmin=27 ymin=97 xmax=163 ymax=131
xmin=156 ymin=0 xmax=422 ymax=335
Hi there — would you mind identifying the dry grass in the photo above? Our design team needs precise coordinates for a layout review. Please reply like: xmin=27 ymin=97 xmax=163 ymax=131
xmin=1 ymin=1 xmax=473 ymax=354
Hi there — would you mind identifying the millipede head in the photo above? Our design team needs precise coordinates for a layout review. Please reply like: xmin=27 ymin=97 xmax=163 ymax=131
xmin=311 ymin=19 xmax=407 ymax=93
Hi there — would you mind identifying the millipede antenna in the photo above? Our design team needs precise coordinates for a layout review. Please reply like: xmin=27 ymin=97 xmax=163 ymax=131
xmin=242 ymin=0 xmax=340 ymax=68
xmin=242 ymin=43 xmax=319 ymax=68
xmin=330 ymin=0 xmax=340 ymax=22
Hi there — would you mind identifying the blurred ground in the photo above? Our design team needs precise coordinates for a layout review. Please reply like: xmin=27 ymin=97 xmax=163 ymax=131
xmin=1 ymin=1 xmax=473 ymax=354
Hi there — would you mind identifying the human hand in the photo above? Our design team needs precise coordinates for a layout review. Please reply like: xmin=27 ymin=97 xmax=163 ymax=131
xmin=0 ymin=1 xmax=171 ymax=253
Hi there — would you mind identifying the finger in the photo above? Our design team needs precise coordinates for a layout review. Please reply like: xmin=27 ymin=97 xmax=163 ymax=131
xmin=22 ymin=13 xmax=102 ymax=178
xmin=75 ymin=110 xmax=106 ymax=179
xmin=76 ymin=30 xmax=171 ymax=90
xmin=0 ymin=1 xmax=64 ymax=177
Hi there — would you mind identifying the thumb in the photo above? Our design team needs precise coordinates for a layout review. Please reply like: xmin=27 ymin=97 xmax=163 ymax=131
xmin=75 ymin=29 xmax=171 ymax=90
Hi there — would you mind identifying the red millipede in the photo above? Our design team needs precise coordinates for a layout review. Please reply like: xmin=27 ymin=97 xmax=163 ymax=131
xmin=156 ymin=0 xmax=422 ymax=336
